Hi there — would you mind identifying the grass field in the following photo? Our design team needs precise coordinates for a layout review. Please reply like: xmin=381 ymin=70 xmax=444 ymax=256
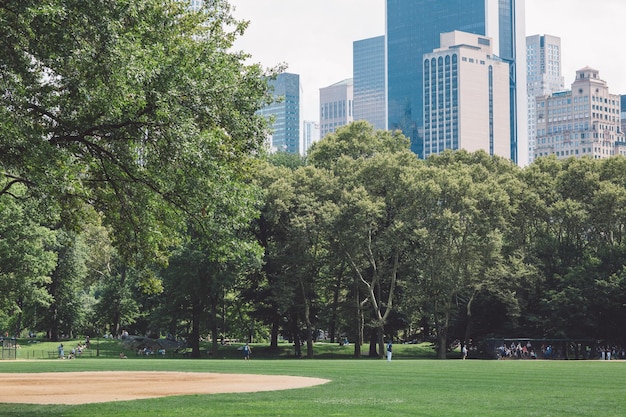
xmin=0 ymin=341 xmax=624 ymax=416
xmin=7 ymin=338 xmax=439 ymax=360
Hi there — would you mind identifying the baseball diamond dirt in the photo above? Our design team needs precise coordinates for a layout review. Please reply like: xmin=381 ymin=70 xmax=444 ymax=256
xmin=0 ymin=371 xmax=329 ymax=405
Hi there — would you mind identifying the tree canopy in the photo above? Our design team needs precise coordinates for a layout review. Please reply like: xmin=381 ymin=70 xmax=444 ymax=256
xmin=2 ymin=1 xmax=626 ymax=359
xmin=0 ymin=0 xmax=271 ymax=266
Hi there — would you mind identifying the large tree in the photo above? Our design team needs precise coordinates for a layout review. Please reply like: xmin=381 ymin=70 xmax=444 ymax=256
xmin=0 ymin=0 xmax=272 ymax=270
xmin=0 ymin=187 xmax=57 ymax=336
xmin=402 ymin=151 xmax=515 ymax=358
xmin=309 ymin=121 xmax=415 ymax=358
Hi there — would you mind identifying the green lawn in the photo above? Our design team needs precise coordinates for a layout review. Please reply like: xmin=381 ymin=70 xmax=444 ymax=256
xmin=8 ymin=338 xmax=440 ymax=360
xmin=0 ymin=353 xmax=624 ymax=416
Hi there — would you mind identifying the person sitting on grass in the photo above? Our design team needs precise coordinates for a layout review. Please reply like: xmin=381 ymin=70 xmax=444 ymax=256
xmin=119 ymin=352 xmax=127 ymax=359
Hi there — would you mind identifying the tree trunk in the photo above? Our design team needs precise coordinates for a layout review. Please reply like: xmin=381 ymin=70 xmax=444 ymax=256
xmin=353 ymin=277 xmax=362 ymax=358
xmin=210 ymin=299 xmax=219 ymax=356
xmin=270 ymin=319 xmax=279 ymax=349
xmin=437 ymin=331 xmax=447 ymax=359
xmin=330 ymin=276 xmax=340 ymax=343
xmin=464 ymin=291 xmax=476 ymax=348
xmin=49 ymin=306 xmax=59 ymax=341
xmin=112 ymin=266 xmax=126 ymax=338
xmin=377 ymin=325 xmax=385 ymax=359
xmin=299 ymin=278 xmax=314 ymax=358
xmin=293 ymin=328 xmax=302 ymax=358
xmin=369 ymin=329 xmax=378 ymax=357
xmin=435 ymin=308 xmax=450 ymax=359
xmin=190 ymin=299 xmax=201 ymax=358
xmin=330 ymin=261 xmax=346 ymax=343
xmin=14 ymin=299 xmax=23 ymax=338
xmin=348 ymin=248 xmax=399 ymax=359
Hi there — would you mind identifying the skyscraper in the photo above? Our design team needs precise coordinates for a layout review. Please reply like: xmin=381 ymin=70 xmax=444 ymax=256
xmin=302 ymin=120 xmax=320 ymax=155
xmin=620 ymin=95 xmax=626 ymax=137
xmin=423 ymin=31 xmax=511 ymax=159
xmin=258 ymin=73 xmax=301 ymax=154
xmin=353 ymin=35 xmax=386 ymax=131
xmin=386 ymin=0 xmax=527 ymax=164
xmin=319 ymin=79 xmax=354 ymax=138
xmin=527 ymin=34 xmax=565 ymax=162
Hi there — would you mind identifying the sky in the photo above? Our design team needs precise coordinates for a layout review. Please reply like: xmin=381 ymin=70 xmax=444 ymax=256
xmin=229 ymin=0 xmax=626 ymax=122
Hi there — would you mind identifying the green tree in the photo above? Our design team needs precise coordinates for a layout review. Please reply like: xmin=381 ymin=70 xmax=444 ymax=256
xmin=162 ymin=233 xmax=261 ymax=357
xmin=285 ymin=166 xmax=338 ymax=358
xmin=524 ymin=156 xmax=626 ymax=342
xmin=403 ymin=151 xmax=514 ymax=358
xmin=1 ymin=0 xmax=273 ymax=348
xmin=41 ymin=229 xmax=89 ymax=341
xmin=247 ymin=160 xmax=299 ymax=350
xmin=0 ymin=190 xmax=57 ymax=336
xmin=310 ymin=121 xmax=415 ymax=358
xmin=0 ymin=0 xmax=271 ymax=270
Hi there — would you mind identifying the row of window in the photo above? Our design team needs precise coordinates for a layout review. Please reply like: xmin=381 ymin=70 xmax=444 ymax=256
xmin=538 ymin=122 xmax=591 ymax=135
xmin=461 ymin=57 xmax=487 ymax=65
xmin=591 ymin=95 xmax=619 ymax=106
xmin=545 ymin=104 xmax=590 ymax=114
xmin=536 ymin=145 xmax=620 ymax=158
xmin=320 ymin=100 xmax=353 ymax=121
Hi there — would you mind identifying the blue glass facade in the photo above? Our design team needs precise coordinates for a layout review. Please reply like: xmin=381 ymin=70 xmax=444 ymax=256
xmin=496 ymin=0 xmax=523 ymax=163
xmin=353 ymin=36 xmax=386 ymax=131
xmin=258 ymin=73 xmax=301 ymax=154
xmin=387 ymin=0 xmax=485 ymax=156
xmin=386 ymin=0 xmax=525 ymax=163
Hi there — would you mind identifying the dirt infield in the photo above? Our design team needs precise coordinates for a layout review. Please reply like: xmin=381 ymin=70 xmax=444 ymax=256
xmin=0 ymin=371 xmax=329 ymax=405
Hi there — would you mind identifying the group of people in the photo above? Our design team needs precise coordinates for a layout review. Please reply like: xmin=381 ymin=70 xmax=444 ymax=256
xmin=136 ymin=346 xmax=167 ymax=356
xmin=497 ymin=341 xmax=539 ymax=359
xmin=137 ymin=346 xmax=155 ymax=355
xmin=596 ymin=345 xmax=625 ymax=360
xmin=497 ymin=341 xmax=626 ymax=360
xmin=57 ymin=338 xmax=90 ymax=359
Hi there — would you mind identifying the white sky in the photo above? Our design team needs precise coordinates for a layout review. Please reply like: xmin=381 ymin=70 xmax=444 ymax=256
xmin=229 ymin=0 xmax=626 ymax=122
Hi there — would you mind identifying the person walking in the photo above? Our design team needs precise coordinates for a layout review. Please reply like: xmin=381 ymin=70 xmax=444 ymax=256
xmin=462 ymin=344 xmax=468 ymax=360
xmin=386 ymin=340 xmax=392 ymax=362
xmin=243 ymin=343 xmax=252 ymax=360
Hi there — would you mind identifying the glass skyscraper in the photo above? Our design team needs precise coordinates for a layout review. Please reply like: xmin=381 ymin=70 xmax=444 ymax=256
xmin=386 ymin=0 xmax=527 ymax=164
xmin=353 ymin=36 xmax=387 ymax=131
xmin=258 ymin=73 xmax=301 ymax=154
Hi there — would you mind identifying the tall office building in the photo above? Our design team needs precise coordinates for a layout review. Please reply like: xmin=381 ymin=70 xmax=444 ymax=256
xmin=353 ymin=35 xmax=387 ymax=131
xmin=621 ymin=95 xmax=626 ymax=136
xmin=319 ymin=79 xmax=354 ymax=138
xmin=258 ymin=73 xmax=302 ymax=154
xmin=386 ymin=0 xmax=527 ymax=164
xmin=302 ymin=120 xmax=321 ymax=155
xmin=534 ymin=68 xmax=625 ymax=159
xmin=527 ymin=35 xmax=565 ymax=162
xmin=423 ymin=31 xmax=511 ymax=159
